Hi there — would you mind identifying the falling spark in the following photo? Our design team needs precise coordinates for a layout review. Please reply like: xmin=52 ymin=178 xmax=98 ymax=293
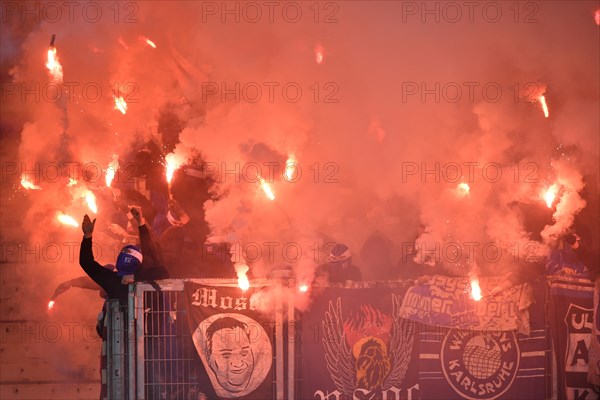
xmin=260 ymin=178 xmax=275 ymax=200
xmin=595 ymin=9 xmax=600 ymax=26
xmin=139 ymin=36 xmax=157 ymax=48
xmin=539 ymin=95 xmax=549 ymax=118
xmin=46 ymin=47 xmax=63 ymax=83
xmin=57 ymin=212 xmax=78 ymax=227
xmin=118 ymin=37 xmax=129 ymax=50
xmin=114 ymin=95 xmax=128 ymax=114
xmin=85 ymin=191 xmax=98 ymax=213
xmin=470 ymin=278 xmax=482 ymax=301
xmin=20 ymin=175 xmax=42 ymax=190
xmin=285 ymin=155 xmax=296 ymax=181
xmin=299 ymin=284 xmax=309 ymax=293
xmin=543 ymin=184 xmax=559 ymax=208
xmin=47 ymin=300 xmax=55 ymax=310
xmin=106 ymin=156 xmax=119 ymax=187
xmin=315 ymin=45 xmax=324 ymax=64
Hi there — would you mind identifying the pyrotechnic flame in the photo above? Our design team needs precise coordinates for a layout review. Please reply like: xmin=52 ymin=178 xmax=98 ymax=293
xmin=543 ymin=184 xmax=559 ymax=208
xmin=595 ymin=9 xmax=600 ymax=26
xmin=57 ymin=212 xmax=78 ymax=227
xmin=285 ymin=155 xmax=296 ymax=181
xmin=299 ymin=284 xmax=309 ymax=293
xmin=67 ymin=178 xmax=78 ymax=186
xmin=456 ymin=182 xmax=470 ymax=197
xmin=46 ymin=47 xmax=63 ymax=83
xmin=539 ymin=95 xmax=549 ymax=118
xmin=238 ymin=272 xmax=250 ymax=291
xmin=106 ymin=156 xmax=119 ymax=187
xmin=85 ymin=191 xmax=98 ymax=213
xmin=470 ymin=278 xmax=482 ymax=301
xmin=47 ymin=300 xmax=55 ymax=310
xmin=315 ymin=45 xmax=324 ymax=64
xmin=20 ymin=175 xmax=42 ymax=190
xmin=114 ymin=96 xmax=128 ymax=114
xmin=139 ymin=36 xmax=157 ymax=48
xmin=165 ymin=153 xmax=183 ymax=184
xmin=259 ymin=178 xmax=275 ymax=200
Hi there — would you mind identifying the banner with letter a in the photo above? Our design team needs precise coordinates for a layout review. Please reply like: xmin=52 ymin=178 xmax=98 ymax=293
xmin=548 ymin=275 xmax=600 ymax=400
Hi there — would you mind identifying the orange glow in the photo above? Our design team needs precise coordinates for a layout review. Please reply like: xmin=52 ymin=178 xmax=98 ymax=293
xmin=285 ymin=155 xmax=296 ymax=181
xmin=237 ymin=270 xmax=250 ymax=291
xmin=165 ymin=153 xmax=183 ymax=184
xmin=114 ymin=96 xmax=127 ymax=114
xmin=595 ymin=9 xmax=600 ymax=26
xmin=470 ymin=278 xmax=482 ymax=301
xmin=46 ymin=47 xmax=63 ymax=82
xmin=140 ymin=36 xmax=157 ymax=48
xmin=543 ymin=184 xmax=559 ymax=208
xmin=21 ymin=175 xmax=42 ymax=190
xmin=315 ymin=45 xmax=324 ymax=64
xmin=57 ymin=212 xmax=78 ymax=227
xmin=456 ymin=182 xmax=470 ymax=197
xmin=47 ymin=300 xmax=55 ymax=310
xmin=106 ymin=156 xmax=119 ymax=187
xmin=539 ymin=95 xmax=549 ymax=118
xmin=260 ymin=178 xmax=275 ymax=200
xmin=85 ymin=191 xmax=98 ymax=213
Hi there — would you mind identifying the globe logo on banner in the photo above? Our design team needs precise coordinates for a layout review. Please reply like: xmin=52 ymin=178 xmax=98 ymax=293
xmin=441 ymin=329 xmax=520 ymax=399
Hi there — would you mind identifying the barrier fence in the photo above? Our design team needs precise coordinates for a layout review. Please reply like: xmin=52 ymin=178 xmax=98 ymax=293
xmin=102 ymin=276 xmax=598 ymax=399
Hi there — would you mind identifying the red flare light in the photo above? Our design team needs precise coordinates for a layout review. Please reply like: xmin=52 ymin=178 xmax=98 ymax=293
xmin=57 ymin=212 xmax=78 ymax=227
xmin=140 ymin=36 xmax=157 ymax=48
xmin=85 ymin=191 xmax=98 ymax=213
xmin=114 ymin=96 xmax=127 ymax=114
xmin=470 ymin=278 xmax=482 ymax=301
xmin=260 ymin=178 xmax=275 ymax=200
xmin=595 ymin=9 xmax=600 ymax=26
xmin=21 ymin=175 xmax=42 ymax=190
xmin=543 ymin=184 xmax=559 ymax=208
xmin=46 ymin=47 xmax=63 ymax=83
xmin=298 ymin=284 xmax=309 ymax=293
xmin=539 ymin=95 xmax=549 ymax=118
xmin=47 ymin=300 xmax=55 ymax=310
xmin=315 ymin=45 xmax=324 ymax=64
xmin=106 ymin=156 xmax=119 ymax=187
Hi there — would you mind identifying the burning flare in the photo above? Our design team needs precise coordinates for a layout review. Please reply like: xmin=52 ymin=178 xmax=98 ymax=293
xmin=47 ymin=300 xmax=55 ymax=310
xmin=456 ymin=182 xmax=470 ymax=197
xmin=165 ymin=153 xmax=184 ymax=184
xmin=298 ymin=283 xmax=309 ymax=293
xmin=106 ymin=156 xmax=119 ymax=187
xmin=285 ymin=155 xmax=297 ymax=181
xmin=260 ymin=178 xmax=275 ymax=200
xmin=46 ymin=47 xmax=63 ymax=83
xmin=67 ymin=178 xmax=78 ymax=187
xmin=595 ymin=9 xmax=600 ymax=26
xmin=57 ymin=212 xmax=78 ymax=227
xmin=20 ymin=175 xmax=42 ymax=190
xmin=470 ymin=278 xmax=482 ymax=301
xmin=114 ymin=96 xmax=128 ymax=114
xmin=85 ymin=191 xmax=98 ymax=213
xmin=315 ymin=45 xmax=325 ymax=64
xmin=140 ymin=36 xmax=157 ymax=48
xmin=543 ymin=184 xmax=559 ymax=208
xmin=539 ymin=95 xmax=549 ymax=118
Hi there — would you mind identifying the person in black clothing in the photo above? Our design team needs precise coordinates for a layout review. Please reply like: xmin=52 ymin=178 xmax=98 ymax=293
xmin=316 ymin=243 xmax=362 ymax=284
xmin=80 ymin=207 xmax=169 ymax=303
xmin=80 ymin=207 xmax=169 ymax=400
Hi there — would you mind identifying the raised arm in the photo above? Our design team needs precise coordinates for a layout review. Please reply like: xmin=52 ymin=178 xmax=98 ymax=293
xmin=80 ymin=214 xmax=120 ymax=291
xmin=130 ymin=207 xmax=169 ymax=279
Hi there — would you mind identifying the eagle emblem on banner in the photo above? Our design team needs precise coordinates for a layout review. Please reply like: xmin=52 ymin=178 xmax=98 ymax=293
xmin=321 ymin=294 xmax=414 ymax=397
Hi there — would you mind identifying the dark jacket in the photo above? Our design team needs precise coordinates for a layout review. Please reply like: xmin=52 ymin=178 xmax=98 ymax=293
xmin=79 ymin=224 xmax=169 ymax=304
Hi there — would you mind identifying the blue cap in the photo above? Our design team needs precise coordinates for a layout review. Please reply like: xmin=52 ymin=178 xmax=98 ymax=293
xmin=116 ymin=245 xmax=143 ymax=276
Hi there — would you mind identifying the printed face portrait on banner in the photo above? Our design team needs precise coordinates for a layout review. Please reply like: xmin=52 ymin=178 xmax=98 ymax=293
xmin=192 ymin=313 xmax=272 ymax=398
